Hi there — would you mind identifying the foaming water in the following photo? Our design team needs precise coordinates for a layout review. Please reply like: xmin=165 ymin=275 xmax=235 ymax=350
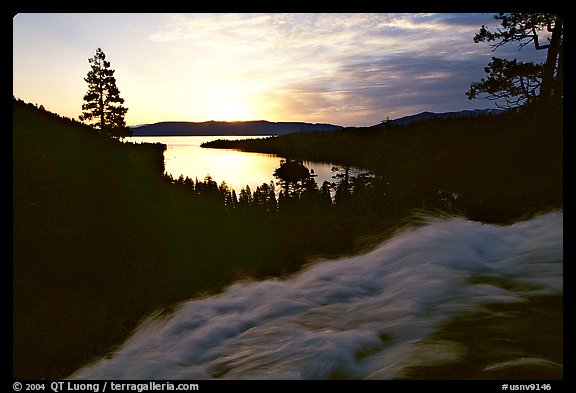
xmin=70 ymin=212 xmax=563 ymax=380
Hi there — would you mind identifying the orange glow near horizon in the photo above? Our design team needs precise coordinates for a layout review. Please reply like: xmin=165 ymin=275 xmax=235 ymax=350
xmin=199 ymin=91 xmax=258 ymax=122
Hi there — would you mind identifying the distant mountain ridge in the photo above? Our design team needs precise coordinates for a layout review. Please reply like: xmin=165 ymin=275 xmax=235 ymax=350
xmin=130 ymin=109 xmax=504 ymax=136
xmin=377 ymin=109 xmax=505 ymax=127
xmin=130 ymin=120 xmax=343 ymax=136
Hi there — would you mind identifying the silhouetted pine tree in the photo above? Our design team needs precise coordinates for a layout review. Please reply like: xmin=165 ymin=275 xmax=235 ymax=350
xmin=238 ymin=185 xmax=253 ymax=208
xmin=467 ymin=13 xmax=562 ymax=108
xmin=80 ymin=48 xmax=129 ymax=137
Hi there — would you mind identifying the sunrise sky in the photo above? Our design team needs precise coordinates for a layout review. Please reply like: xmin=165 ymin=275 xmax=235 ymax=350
xmin=13 ymin=13 xmax=547 ymax=127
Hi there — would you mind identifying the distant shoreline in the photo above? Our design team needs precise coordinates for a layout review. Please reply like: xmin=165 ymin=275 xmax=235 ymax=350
xmin=130 ymin=133 xmax=275 ymax=137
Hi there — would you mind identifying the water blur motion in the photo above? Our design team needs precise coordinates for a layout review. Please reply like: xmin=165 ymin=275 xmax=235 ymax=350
xmin=70 ymin=211 xmax=563 ymax=380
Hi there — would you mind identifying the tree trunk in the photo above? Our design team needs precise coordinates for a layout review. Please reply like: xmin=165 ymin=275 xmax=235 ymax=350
xmin=554 ymin=45 xmax=563 ymax=99
xmin=540 ymin=16 xmax=562 ymax=100
xmin=99 ymin=95 xmax=105 ymax=131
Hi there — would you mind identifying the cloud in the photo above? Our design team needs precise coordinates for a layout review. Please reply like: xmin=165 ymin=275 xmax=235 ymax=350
xmin=145 ymin=13 xmax=550 ymax=124
xmin=259 ymin=44 xmax=499 ymax=125
xmin=211 ymin=13 xmax=546 ymax=125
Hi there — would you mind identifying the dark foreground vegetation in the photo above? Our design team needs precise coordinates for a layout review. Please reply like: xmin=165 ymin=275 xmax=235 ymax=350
xmin=13 ymin=98 xmax=562 ymax=379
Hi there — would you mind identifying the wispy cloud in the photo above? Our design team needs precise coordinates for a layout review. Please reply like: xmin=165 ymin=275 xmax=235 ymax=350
xmin=147 ymin=13 xmax=514 ymax=124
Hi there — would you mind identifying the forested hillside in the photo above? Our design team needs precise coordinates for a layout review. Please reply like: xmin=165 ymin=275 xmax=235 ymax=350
xmin=203 ymin=103 xmax=562 ymax=222
xmin=14 ymin=99 xmax=172 ymax=378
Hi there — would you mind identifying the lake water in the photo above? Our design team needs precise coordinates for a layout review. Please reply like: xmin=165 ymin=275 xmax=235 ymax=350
xmin=128 ymin=136 xmax=339 ymax=193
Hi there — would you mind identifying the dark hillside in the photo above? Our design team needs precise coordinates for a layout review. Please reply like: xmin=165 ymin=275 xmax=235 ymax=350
xmin=13 ymin=100 xmax=172 ymax=379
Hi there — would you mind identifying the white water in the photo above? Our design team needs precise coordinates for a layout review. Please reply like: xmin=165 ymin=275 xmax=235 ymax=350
xmin=70 ymin=212 xmax=562 ymax=380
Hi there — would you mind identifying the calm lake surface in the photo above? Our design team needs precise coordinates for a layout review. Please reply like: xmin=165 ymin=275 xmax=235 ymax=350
xmin=128 ymin=136 xmax=339 ymax=193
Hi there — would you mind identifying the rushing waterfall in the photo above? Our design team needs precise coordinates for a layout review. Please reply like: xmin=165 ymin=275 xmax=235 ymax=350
xmin=70 ymin=212 xmax=563 ymax=380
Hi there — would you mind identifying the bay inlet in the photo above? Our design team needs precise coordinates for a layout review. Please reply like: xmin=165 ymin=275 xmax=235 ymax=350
xmin=128 ymin=135 xmax=341 ymax=194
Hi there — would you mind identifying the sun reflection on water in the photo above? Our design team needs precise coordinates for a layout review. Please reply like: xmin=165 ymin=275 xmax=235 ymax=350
xmin=129 ymin=136 xmax=337 ymax=193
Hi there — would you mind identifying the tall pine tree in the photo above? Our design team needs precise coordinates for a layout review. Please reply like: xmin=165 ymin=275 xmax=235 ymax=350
xmin=80 ymin=48 xmax=129 ymax=137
